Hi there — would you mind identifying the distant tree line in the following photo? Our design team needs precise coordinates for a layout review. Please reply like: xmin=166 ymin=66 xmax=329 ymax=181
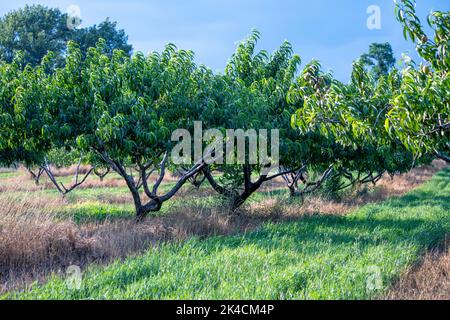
xmin=0 ymin=5 xmax=132 ymax=67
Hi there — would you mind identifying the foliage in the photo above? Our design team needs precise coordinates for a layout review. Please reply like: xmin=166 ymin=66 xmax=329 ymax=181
xmin=360 ymin=43 xmax=396 ymax=80
xmin=0 ymin=5 xmax=71 ymax=67
xmin=47 ymin=40 xmax=209 ymax=216
xmin=0 ymin=52 xmax=53 ymax=167
xmin=200 ymin=30 xmax=311 ymax=208
xmin=386 ymin=0 xmax=449 ymax=158
xmin=0 ymin=5 xmax=132 ymax=68
xmin=71 ymin=18 xmax=133 ymax=58
xmin=292 ymin=60 xmax=416 ymax=176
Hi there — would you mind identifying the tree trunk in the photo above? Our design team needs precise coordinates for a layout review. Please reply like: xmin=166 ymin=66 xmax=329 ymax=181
xmin=435 ymin=151 xmax=450 ymax=163
xmin=288 ymin=185 xmax=296 ymax=197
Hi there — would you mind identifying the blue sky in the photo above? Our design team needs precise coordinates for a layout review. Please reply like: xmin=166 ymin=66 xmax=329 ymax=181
xmin=1 ymin=0 xmax=449 ymax=81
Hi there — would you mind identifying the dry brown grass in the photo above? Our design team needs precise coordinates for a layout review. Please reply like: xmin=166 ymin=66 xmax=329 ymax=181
xmin=0 ymin=161 xmax=447 ymax=295
xmin=0 ymin=197 xmax=263 ymax=293
xmin=48 ymin=165 xmax=92 ymax=177
xmin=0 ymin=169 xmax=126 ymax=193
xmin=0 ymin=195 xmax=91 ymax=292
xmin=0 ymin=167 xmax=186 ymax=194
xmin=385 ymin=236 xmax=450 ymax=300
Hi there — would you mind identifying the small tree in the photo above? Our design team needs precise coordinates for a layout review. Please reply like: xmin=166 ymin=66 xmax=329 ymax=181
xmin=49 ymin=41 xmax=208 ymax=219
xmin=199 ymin=31 xmax=314 ymax=210
xmin=73 ymin=18 xmax=133 ymax=58
xmin=0 ymin=5 xmax=71 ymax=67
xmin=386 ymin=0 xmax=449 ymax=161
xmin=0 ymin=52 xmax=53 ymax=169
xmin=0 ymin=5 xmax=133 ymax=68
xmin=360 ymin=43 xmax=396 ymax=80
xmin=292 ymin=60 xmax=416 ymax=191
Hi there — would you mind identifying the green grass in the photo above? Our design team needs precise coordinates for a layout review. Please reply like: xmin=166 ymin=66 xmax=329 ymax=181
xmin=59 ymin=194 xmax=222 ymax=223
xmin=59 ymin=202 xmax=136 ymax=222
xmin=7 ymin=168 xmax=450 ymax=300
xmin=58 ymin=189 xmax=223 ymax=223
xmin=0 ymin=171 xmax=19 ymax=179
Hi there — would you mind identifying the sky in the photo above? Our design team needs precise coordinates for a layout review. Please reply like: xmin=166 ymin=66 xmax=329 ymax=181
xmin=0 ymin=0 xmax=449 ymax=81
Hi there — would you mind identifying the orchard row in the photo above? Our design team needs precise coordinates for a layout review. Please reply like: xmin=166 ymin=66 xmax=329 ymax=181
xmin=0 ymin=0 xmax=448 ymax=219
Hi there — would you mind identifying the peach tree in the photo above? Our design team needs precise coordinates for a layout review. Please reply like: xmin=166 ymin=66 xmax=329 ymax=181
xmin=45 ymin=40 xmax=211 ymax=219
xmin=387 ymin=0 xmax=449 ymax=161
xmin=0 ymin=52 xmax=53 ymax=171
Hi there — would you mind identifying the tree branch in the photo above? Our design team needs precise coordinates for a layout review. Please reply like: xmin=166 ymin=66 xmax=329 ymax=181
xmin=435 ymin=151 xmax=450 ymax=163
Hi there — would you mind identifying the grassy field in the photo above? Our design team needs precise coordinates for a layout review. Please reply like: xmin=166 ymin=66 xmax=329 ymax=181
xmin=5 ymin=167 xmax=449 ymax=300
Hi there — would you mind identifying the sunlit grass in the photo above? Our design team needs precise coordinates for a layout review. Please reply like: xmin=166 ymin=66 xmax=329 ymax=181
xmin=0 ymin=171 xmax=19 ymax=179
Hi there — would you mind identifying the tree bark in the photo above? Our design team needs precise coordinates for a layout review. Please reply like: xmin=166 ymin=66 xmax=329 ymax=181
xmin=203 ymin=164 xmax=304 ymax=213
xmin=435 ymin=151 xmax=450 ymax=163
xmin=96 ymin=148 xmax=205 ymax=221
